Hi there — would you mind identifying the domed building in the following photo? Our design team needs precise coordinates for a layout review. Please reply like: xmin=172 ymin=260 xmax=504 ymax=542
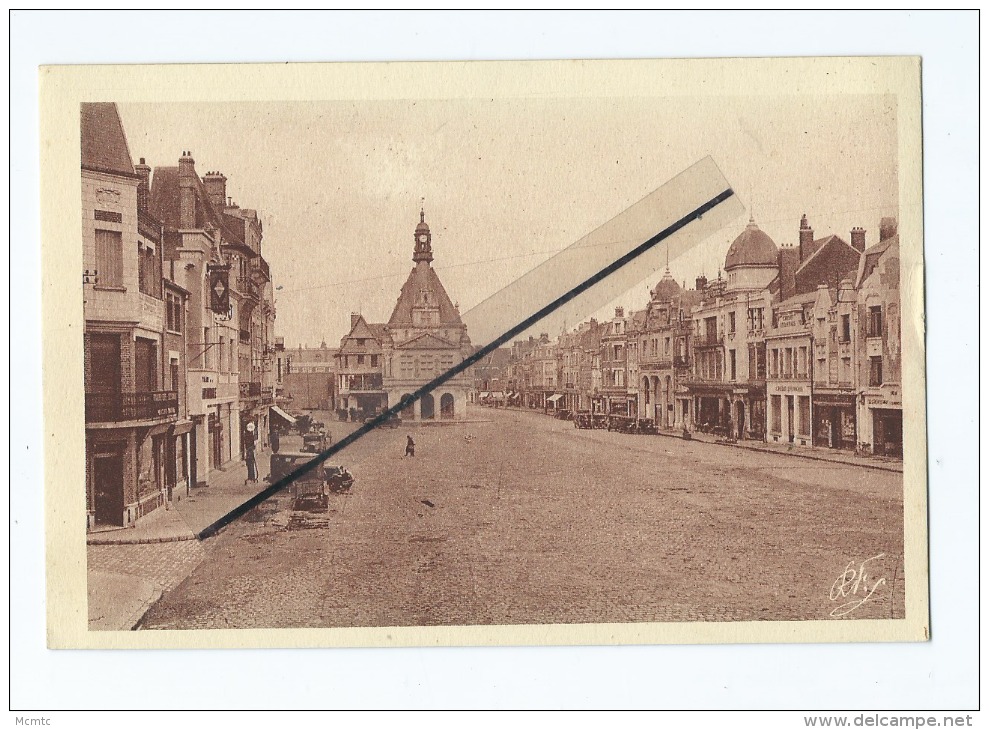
xmin=724 ymin=217 xmax=780 ymax=292
xmin=682 ymin=216 xmax=780 ymax=441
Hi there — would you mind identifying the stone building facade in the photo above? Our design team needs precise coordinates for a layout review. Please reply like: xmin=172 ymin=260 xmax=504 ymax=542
xmin=382 ymin=212 xmax=473 ymax=420
xmin=82 ymin=103 xmax=179 ymax=529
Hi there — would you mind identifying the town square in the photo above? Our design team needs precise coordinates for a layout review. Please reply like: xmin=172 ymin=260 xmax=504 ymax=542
xmin=78 ymin=87 xmax=907 ymax=631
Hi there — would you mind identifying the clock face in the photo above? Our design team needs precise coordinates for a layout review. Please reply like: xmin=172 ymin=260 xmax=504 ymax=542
xmin=418 ymin=233 xmax=428 ymax=243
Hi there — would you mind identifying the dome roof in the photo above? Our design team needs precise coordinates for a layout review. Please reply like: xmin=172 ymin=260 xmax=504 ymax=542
xmin=415 ymin=209 xmax=429 ymax=234
xmin=651 ymin=269 xmax=682 ymax=301
xmin=724 ymin=217 xmax=779 ymax=270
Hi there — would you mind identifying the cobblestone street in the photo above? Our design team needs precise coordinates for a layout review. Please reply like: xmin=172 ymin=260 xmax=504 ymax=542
xmin=140 ymin=406 xmax=904 ymax=630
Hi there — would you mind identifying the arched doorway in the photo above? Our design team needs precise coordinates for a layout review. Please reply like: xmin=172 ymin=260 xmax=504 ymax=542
xmin=420 ymin=393 xmax=435 ymax=420
xmin=641 ymin=377 xmax=651 ymax=418
xmin=735 ymin=400 xmax=746 ymax=439
xmin=440 ymin=393 xmax=455 ymax=419
xmin=652 ymin=377 xmax=661 ymax=423
xmin=399 ymin=393 xmax=415 ymax=420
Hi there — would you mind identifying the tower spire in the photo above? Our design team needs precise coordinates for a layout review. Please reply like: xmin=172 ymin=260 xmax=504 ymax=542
xmin=413 ymin=204 xmax=433 ymax=264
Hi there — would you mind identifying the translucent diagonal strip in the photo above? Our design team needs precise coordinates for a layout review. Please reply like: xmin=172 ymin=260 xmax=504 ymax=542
xmin=462 ymin=156 xmax=744 ymax=345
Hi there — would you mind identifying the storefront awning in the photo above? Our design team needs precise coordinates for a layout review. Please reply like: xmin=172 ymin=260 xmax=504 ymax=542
xmin=546 ymin=394 xmax=563 ymax=403
xmin=270 ymin=405 xmax=296 ymax=425
xmin=170 ymin=419 xmax=194 ymax=436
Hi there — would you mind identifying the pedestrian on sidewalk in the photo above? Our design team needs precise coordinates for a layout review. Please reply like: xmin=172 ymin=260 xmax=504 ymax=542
xmin=270 ymin=425 xmax=280 ymax=454
xmin=245 ymin=423 xmax=258 ymax=482
xmin=405 ymin=434 xmax=415 ymax=457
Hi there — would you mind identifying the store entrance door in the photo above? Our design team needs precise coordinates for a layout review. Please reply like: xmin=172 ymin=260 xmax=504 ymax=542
xmin=93 ymin=451 xmax=124 ymax=526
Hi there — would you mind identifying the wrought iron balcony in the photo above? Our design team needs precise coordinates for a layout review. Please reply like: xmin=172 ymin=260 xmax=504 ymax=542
xmin=236 ymin=277 xmax=260 ymax=300
xmin=694 ymin=333 xmax=723 ymax=348
xmin=86 ymin=390 xmax=178 ymax=423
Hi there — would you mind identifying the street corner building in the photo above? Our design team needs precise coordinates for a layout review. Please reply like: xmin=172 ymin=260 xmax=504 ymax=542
xmin=334 ymin=210 xmax=473 ymax=422
xmin=82 ymin=102 xmax=279 ymax=531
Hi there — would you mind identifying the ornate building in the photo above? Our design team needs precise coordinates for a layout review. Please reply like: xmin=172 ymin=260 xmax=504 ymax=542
xmin=381 ymin=211 xmax=473 ymax=420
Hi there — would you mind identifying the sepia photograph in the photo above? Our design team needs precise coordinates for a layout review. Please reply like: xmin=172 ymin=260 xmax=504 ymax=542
xmin=40 ymin=56 xmax=927 ymax=650
xmin=15 ymin=8 xmax=981 ymax=718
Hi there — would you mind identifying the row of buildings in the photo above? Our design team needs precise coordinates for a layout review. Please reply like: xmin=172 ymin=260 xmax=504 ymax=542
xmin=485 ymin=213 xmax=903 ymax=458
xmin=82 ymin=103 xmax=283 ymax=530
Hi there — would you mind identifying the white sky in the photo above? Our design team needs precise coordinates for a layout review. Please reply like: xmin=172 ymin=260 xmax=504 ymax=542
xmin=118 ymin=94 xmax=897 ymax=348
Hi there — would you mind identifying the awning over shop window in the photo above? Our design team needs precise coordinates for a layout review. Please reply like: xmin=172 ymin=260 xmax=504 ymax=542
xmin=270 ymin=405 xmax=296 ymax=426
xmin=546 ymin=394 xmax=564 ymax=403
xmin=170 ymin=419 xmax=194 ymax=436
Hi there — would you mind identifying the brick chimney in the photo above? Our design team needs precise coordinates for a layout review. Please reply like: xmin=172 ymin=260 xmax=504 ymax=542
xmin=850 ymin=227 xmax=866 ymax=252
xmin=799 ymin=214 xmax=814 ymax=262
xmin=695 ymin=274 xmax=708 ymax=291
xmin=350 ymin=312 xmax=361 ymax=330
xmin=135 ymin=157 xmax=151 ymax=212
xmin=178 ymin=151 xmax=197 ymax=229
xmin=879 ymin=217 xmax=897 ymax=241
xmin=778 ymin=245 xmax=800 ymax=301
xmin=202 ymin=171 xmax=227 ymax=214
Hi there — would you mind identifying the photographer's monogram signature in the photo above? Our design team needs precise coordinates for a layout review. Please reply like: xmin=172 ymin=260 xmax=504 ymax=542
xmin=829 ymin=553 xmax=887 ymax=617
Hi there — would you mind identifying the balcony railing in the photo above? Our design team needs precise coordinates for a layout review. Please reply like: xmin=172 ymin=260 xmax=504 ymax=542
xmin=236 ymin=277 xmax=260 ymax=300
xmin=346 ymin=377 xmax=384 ymax=392
xmin=86 ymin=390 xmax=178 ymax=423
xmin=695 ymin=333 xmax=723 ymax=347
xmin=254 ymin=256 xmax=271 ymax=282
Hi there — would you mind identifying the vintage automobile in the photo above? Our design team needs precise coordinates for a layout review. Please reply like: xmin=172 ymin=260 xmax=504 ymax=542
xmin=554 ymin=408 xmax=573 ymax=421
xmin=573 ymin=411 xmax=594 ymax=429
xmin=324 ymin=465 xmax=355 ymax=494
xmin=363 ymin=413 xmax=403 ymax=429
xmin=591 ymin=414 xmax=609 ymax=429
xmin=301 ymin=431 xmax=330 ymax=454
xmin=636 ymin=418 xmax=658 ymax=435
xmin=607 ymin=415 xmax=635 ymax=433
xmin=268 ymin=451 xmax=355 ymax=510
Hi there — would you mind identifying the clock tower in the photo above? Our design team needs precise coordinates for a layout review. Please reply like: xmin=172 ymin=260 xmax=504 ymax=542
xmin=413 ymin=208 xmax=433 ymax=263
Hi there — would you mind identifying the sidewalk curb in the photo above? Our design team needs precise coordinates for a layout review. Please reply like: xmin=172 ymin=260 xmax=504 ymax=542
xmin=653 ymin=428 xmax=903 ymax=473
xmin=87 ymin=533 xmax=198 ymax=546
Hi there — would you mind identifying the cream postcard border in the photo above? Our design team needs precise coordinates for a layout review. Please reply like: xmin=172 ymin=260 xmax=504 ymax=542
xmin=40 ymin=57 xmax=928 ymax=649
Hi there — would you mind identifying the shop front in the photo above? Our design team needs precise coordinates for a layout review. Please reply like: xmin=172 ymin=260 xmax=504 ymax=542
xmin=766 ymin=381 xmax=812 ymax=447
xmin=813 ymin=392 xmax=857 ymax=450
xmin=860 ymin=385 xmax=903 ymax=458
xmin=687 ymin=383 xmax=732 ymax=435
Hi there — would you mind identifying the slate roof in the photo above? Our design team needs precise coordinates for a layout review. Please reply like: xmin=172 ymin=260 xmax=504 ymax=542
xmin=797 ymin=234 xmax=853 ymax=274
xmin=149 ymin=165 xmax=249 ymax=250
xmin=80 ymin=102 xmax=135 ymax=177
xmin=857 ymin=233 xmax=898 ymax=288
xmin=387 ymin=263 xmax=464 ymax=327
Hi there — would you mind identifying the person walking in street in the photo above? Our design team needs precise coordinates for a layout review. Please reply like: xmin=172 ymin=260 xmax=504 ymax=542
xmin=405 ymin=434 xmax=415 ymax=457
xmin=245 ymin=422 xmax=258 ymax=482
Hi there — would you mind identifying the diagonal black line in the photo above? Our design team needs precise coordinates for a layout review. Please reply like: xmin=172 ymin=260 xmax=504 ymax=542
xmin=197 ymin=186 xmax=735 ymax=540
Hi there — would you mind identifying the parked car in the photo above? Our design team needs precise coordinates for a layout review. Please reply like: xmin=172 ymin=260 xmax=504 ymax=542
xmin=363 ymin=413 xmax=403 ymax=429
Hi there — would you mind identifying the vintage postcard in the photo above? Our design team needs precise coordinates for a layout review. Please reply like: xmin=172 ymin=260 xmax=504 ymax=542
xmin=41 ymin=57 xmax=927 ymax=649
